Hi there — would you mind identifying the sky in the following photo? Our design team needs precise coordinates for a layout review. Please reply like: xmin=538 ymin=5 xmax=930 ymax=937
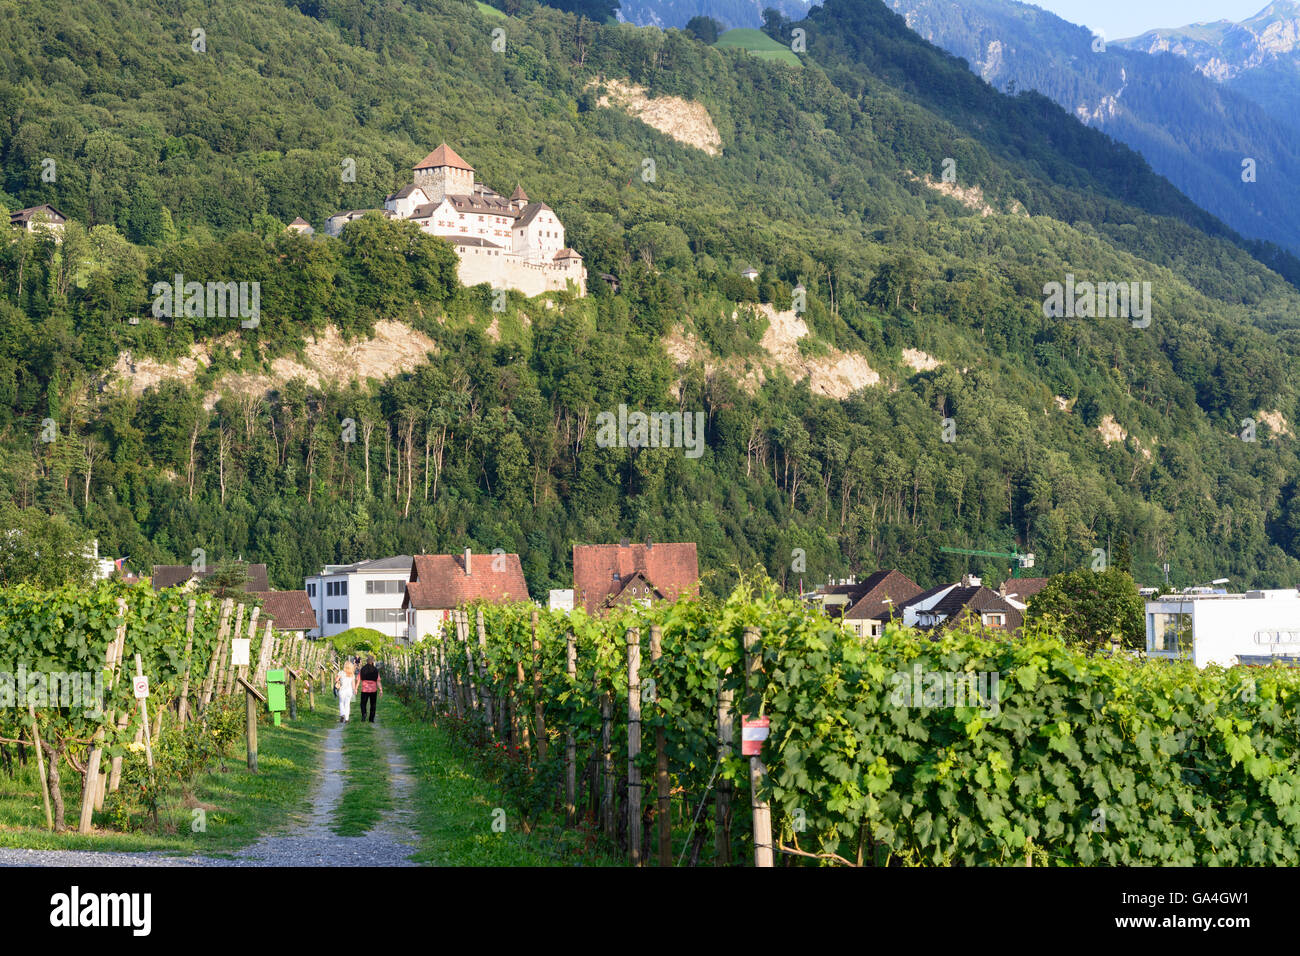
xmin=1027 ymin=1 xmax=1272 ymax=39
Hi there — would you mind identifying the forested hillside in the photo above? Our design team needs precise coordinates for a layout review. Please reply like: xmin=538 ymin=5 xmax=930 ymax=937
xmin=3 ymin=0 xmax=1300 ymax=596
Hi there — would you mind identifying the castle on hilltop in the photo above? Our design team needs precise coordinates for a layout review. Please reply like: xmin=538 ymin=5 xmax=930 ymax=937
xmin=324 ymin=144 xmax=586 ymax=298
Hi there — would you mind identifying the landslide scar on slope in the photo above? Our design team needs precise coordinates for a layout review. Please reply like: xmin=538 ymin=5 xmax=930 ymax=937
xmin=588 ymin=78 xmax=722 ymax=156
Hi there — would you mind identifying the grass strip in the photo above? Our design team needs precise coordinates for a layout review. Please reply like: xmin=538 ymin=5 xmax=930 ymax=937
xmin=384 ymin=698 xmax=623 ymax=866
xmin=0 ymin=705 xmax=333 ymax=855
xmin=332 ymin=711 xmax=393 ymax=836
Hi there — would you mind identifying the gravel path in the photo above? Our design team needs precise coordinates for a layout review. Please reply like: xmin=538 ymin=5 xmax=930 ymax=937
xmin=0 ymin=718 xmax=419 ymax=868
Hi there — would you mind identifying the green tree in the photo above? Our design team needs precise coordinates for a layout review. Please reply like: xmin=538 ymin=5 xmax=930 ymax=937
xmin=199 ymin=558 xmax=251 ymax=600
xmin=0 ymin=505 xmax=94 ymax=587
xmin=684 ymin=16 xmax=722 ymax=44
xmin=1025 ymin=567 xmax=1144 ymax=650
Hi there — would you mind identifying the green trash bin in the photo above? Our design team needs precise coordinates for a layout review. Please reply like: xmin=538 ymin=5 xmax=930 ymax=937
xmin=267 ymin=669 xmax=287 ymax=726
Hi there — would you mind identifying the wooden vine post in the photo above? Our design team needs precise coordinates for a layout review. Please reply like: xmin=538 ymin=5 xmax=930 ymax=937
xmin=133 ymin=654 xmax=158 ymax=826
xmin=241 ymin=606 xmax=260 ymax=688
xmin=600 ymin=681 xmax=614 ymax=840
xmin=476 ymin=608 xmax=494 ymax=735
xmin=200 ymin=599 xmax=234 ymax=712
xmin=220 ymin=603 xmax=245 ymax=698
xmin=716 ymin=672 xmax=734 ymax=865
xmin=177 ymin=599 xmax=197 ymax=728
xmin=532 ymin=609 xmax=546 ymax=762
xmin=236 ymin=674 xmax=267 ymax=773
xmin=564 ymin=629 xmax=577 ymax=826
xmin=28 ymin=703 xmax=53 ymax=831
xmin=286 ymin=659 xmax=298 ymax=721
xmin=649 ymin=624 xmax=671 ymax=866
xmin=79 ymin=597 xmax=126 ymax=834
xmin=742 ymin=626 xmax=774 ymax=867
xmin=627 ymin=626 xmax=642 ymax=866
xmin=254 ymin=620 xmax=275 ymax=685
xmin=460 ymin=611 xmax=480 ymax=716
xmin=514 ymin=622 xmax=530 ymax=756
xmin=306 ymin=640 xmax=317 ymax=713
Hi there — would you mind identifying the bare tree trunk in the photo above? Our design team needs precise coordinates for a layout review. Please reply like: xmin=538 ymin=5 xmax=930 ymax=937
xmin=81 ymin=436 xmax=101 ymax=511
xmin=186 ymin=419 xmax=202 ymax=501
xmin=362 ymin=419 xmax=374 ymax=496
xmin=404 ymin=417 xmax=415 ymax=517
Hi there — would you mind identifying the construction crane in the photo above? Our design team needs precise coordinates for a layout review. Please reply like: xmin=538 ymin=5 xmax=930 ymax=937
xmin=939 ymin=546 xmax=1036 ymax=578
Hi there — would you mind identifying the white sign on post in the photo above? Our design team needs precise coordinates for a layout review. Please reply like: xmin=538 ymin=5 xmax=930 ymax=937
xmin=133 ymin=675 xmax=150 ymax=700
xmin=231 ymin=638 xmax=251 ymax=668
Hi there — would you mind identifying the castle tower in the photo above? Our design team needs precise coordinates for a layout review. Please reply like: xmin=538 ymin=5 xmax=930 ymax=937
xmin=510 ymin=184 xmax=529 ymax=212
xmin=412 ymin=143 xmax=475 ymax=203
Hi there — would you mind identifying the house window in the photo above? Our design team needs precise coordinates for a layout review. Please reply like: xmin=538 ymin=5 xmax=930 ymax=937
xmin=326 ymin=580 xmax=348 ymax=597
xmin=366 ymin=580 xmax=404 ymax=595
xmin=366 ymin=608 xmax=406 ymax=623
xmin=984 ymin=613 xmax=1005 ymax=627
xmin=307 ymin=582 xmax=316 ymax=597
xmin=326 ymin=608 xmax=349 ymax=625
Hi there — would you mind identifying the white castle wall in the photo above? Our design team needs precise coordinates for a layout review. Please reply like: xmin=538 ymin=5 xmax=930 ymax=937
xmin=455 ymin=246 xmax=586 ymax=297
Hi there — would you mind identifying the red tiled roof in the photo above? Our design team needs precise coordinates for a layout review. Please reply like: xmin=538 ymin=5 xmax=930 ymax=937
xmin=402 ymin=552 xmax=529 ymax=609
xmin=573 ymin=543 xmax=699 ymax=615
xmin=253 ymin=590 xmax=317 ymax=632
xmin=1002 ymin=577 xmax=1050 ymax=601
xmin=414 ymin=143 xmax=474 ymax=171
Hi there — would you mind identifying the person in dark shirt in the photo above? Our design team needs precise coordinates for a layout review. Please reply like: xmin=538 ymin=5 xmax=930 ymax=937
xmin=358 ymin=656 xmax=382 ymax=723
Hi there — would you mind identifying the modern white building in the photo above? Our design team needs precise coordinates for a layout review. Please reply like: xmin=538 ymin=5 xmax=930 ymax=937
xmin=304 ymin=555 xmax=413 ymax=640
xmin=1145 ymin=589 xmax=1300 ymax=668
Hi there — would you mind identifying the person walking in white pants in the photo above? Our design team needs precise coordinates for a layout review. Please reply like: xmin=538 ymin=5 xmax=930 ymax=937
xmin=335 ymin=660 xmax=357 ymax=722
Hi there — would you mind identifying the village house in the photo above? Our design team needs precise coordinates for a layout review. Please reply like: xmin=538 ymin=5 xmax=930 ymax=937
xmin=898 ymin=575 xmax=1023 ymax=635
xmin=322 ymin=144 xmax=586 ymax=298
xmin=840 ymin=570 xmax=924 ymax=640
xmin=252 ymin=590 xmax=319 ymax=640
xmin=402 ymin=549 xmax=530 ymax=643
xmin=572 ymin=542 xmax=699 ymax=616
xmin=152 ymin=563 xmax=269 ymax=593
xmin=304 ymin=555 xmax=413 ymax=641
xmin=9 ymin=204 xmax=67 ymax=238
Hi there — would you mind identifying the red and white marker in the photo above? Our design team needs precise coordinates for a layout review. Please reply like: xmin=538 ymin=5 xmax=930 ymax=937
xmin=741 ymin=715 xmax=770 ymax=756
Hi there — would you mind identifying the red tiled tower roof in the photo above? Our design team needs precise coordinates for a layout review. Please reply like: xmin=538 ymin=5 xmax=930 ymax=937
xmin=413 ymin=143 xmax=475 ymax=171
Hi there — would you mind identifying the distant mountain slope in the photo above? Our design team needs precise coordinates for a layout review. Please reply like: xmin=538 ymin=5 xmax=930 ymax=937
xmin=885 ymin=0 xmax=1300 ymax=256
xmin=1117 ymin=0 xmax=1300 ymax=125
xmin=617 ymin=0 xmax=809 ymax=29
